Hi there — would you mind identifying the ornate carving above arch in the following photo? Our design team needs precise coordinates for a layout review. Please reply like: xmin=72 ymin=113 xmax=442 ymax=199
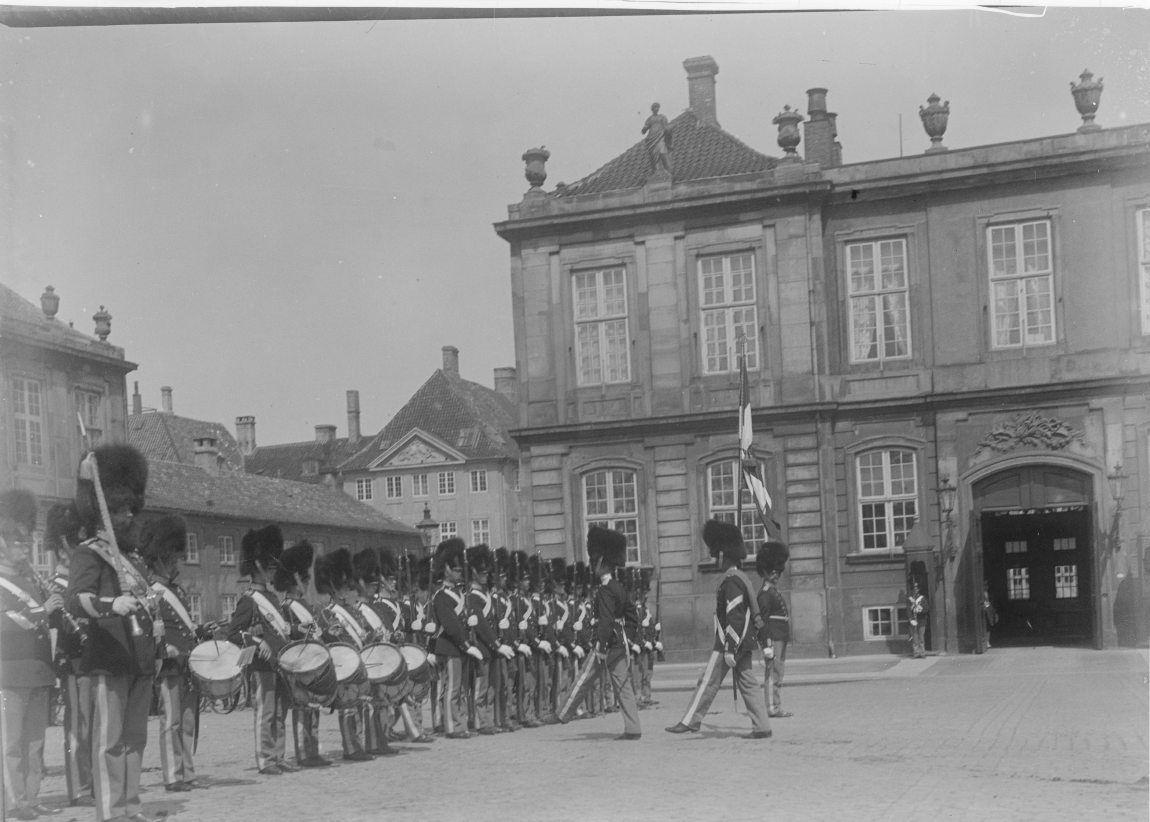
xmin=974 ymin=411 xmax=1086 ymax=456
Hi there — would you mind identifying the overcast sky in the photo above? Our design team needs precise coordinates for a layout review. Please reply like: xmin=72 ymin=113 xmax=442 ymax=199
xmin=2 ymin=7 xmax=1148 ymax=446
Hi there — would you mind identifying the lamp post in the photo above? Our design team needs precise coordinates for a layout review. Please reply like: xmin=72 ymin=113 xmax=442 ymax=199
xmin=416 ymin=505 xmax=439 ymax=557
xmin=937 ymin=476 xmax=958 ymax=566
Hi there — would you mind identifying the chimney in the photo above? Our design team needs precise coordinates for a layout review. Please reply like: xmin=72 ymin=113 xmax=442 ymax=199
xmin=132 ymin=381 xmax=142 ymax=415
xmin=193 ymin=436 xmax=219 ymax=476
xmin=315 ymin=424 xmax=337 ymax=444
xmin=493 ymin=367 xmax=518 ymax=403
xmin=160 ymin=386 xmax=173 ymax=413
xmin=235 ymin=415 xmax=257 ymax=456
xmin=803 ymin=88 xmax=837 ymax=168
xmin=683 ymin=56 xmax=719 ymax=126
xmin=346 ymin=390 xmax=361 ymax=443
xmin=442 ymin=345 xmax=460 ymax=377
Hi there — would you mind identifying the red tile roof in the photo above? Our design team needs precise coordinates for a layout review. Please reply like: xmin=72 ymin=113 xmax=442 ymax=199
xmin=129 ymin=412 xmax=245 ymax=470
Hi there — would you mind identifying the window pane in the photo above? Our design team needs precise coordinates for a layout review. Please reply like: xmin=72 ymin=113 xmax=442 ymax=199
xmin=700 ymin=256 xmax=725 ymax=306
xmin=1054 ymin=564 xmax=1078 ymax=598
xmin=574 ymin=272 xmax=598 ymax=320
xmin=584 ymin=471 xmax=608 ymax=517
xmin=576 ymin=323 xmax=602 ymax=385
xmin=729 ymin=253 xmax=755 ymax=302
xmin=709 ymin=462 xmax=736 ymax=508
xmin=992 ymin=280 xmax=1021 ymax=347
xmin=602 ymin=268 xmax=626 ymax=316
xmin=603 ymin=319 xmax=629 ymax=382
xmin=1007 ymin=567 xmax=1030 ymax=600
xmin=849 ymin=244 xmax=876 ymax=293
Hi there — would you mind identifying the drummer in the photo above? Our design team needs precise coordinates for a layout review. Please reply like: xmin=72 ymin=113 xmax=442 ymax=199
xmin=273 ymin=540 xmax=333 ymax=768
xmin=351 ymin=548 xmax=395 ymax=757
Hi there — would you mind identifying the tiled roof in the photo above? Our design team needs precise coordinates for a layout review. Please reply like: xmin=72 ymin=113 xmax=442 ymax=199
xmin=128 ymin=412 xmax=244 ymax=470
xmin=244 ymin=436 xmax=369 ymax=483
xmin=557 ymin=109 xmax=776 ymax=198
xmin=145 ymin=459 xmax=418 ymax=537
xmin=340 ymin=370 xmax=518 ymax=472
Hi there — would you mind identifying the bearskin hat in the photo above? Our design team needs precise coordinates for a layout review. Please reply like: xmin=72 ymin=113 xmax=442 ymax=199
xmin=353 ymin=546 xmax=381 ymax=585
xmin=415 ymin=555 xmax=432 ymax=591
xmin=273 ymin=540 xmax=315 ymax=592
xmin=466 ymin=544 xmax=493 ymax=576
xmin=433 ymin=537 xmax=465 ymax=578
xmin=639 ymin=567 xmax=652 ymax=594
xmin=586 ymin=526 xmax=628 ymax=570
xmin=494 ymin=547 xmax=510 ymax=579
xmin=702 ymin=519 xmax=745 ymax=562
xmin=0 ymin=489 xmax=38 ymax=535
xmin=75 ymin=444 xmax=148 ymax=534
xmin=315 ymin=547 xmax=355 ymax=595
xmin=240 ymin=524 xmax=284 ymax=577
xmin=755 ymin=540 xmax=790 ymax=577
xmin=573 ymin=561 xmax=590 ymax=593
xmin=377 ymin=547 xmax=398 ymax=580
xmin=510 ymin=550 xmax=530 ymax=586
xmin=140 ymin=514 xmax=187 ymax=567
xmin=44 ymin=502 xmax=83 ymax=553
xmin=526 ymin=553 xmax=545 ymax=590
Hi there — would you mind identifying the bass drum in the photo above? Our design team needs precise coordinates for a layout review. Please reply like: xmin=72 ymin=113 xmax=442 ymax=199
xmin=278 ymin=640 xmax=336 ymax=708
xmin=400 ymin=644 xmax=431 ymax=701
xmin=188 ymin=640 xmax=246 ymax=700
xmin=329 ymin=642 xmax=368 ymax=710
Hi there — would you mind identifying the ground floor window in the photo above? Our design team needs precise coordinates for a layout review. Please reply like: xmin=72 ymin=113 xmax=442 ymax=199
xmin=1054 ymin=565 xmax=1078 ymax=599
xmin=863 ymin=605 xmax=910 ymax=640
xmin=583 ymin=468 xmax=641 ymax=565
xmin=1007 ymin=567 xmax=1030 ymax=600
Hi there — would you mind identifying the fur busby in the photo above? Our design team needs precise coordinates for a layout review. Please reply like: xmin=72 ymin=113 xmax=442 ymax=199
xmin=44 ymin=502 xmax=83 ymax=553
xmin=377 ymin=547 xmax=398 ymax=580
xmin=548 ymin=557 xmax=567 ymax=593
xmin=240 ymin=524 xmax=284 ymax=577
xmin=755 ymin=540 xmax=790 ymax=577
xmin=639 ymin=567 xmax=652 ymax=595
xmin=586 ymin=526 xmax=627 ymax=570
xmin=74 ymin=444 xmax=148 ymax=535
xmin=415 ymin=555 xmax=432 ymax=591
xmin=353 ymin=546 xmax=382 ymax=585
xmin=526 ymin=553 xmax=544 ymax=590
xmin=0 ymin=489 xmax=38 ymax=535
xmin=274 ymin=540 xmax=315 ymax=592
xmin=494 ymin=547 xmax=510 ymax=583
xmin=702 ymin=519 xmax=745 ymax=562
xmin=466 ymin=544 xmax=493 ymax=576
xmin=573 ymin=561 xmax=590 ymax=593
xmin=140 ymin=515 xmax=187 ymax=567
xmin=315 ymin=547 xmax=355 ymax=595
xmin=433 ymin=537 xmax=465 ymax=578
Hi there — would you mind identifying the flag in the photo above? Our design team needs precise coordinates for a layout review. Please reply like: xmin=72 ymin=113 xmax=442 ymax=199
xmin=738 ymin=354 xmax=779 ymax=538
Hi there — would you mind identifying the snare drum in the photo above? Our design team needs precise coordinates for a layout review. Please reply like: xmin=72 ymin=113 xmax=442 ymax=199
xmin=278 ymin=640 xmax=336 ymax=707
xmin=361 ymin=643 xmax=408 ymax=705
xmin=400 ymin=644 xmax=430 ymax=701
xmin=329 ymin=642 xmax=368 ymax=710
xmin=188 ymin=640 xmax=246 ymax=700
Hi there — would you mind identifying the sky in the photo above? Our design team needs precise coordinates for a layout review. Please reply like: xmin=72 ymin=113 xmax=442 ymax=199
xmin=2 ymin=6 xmax=1149 ymax=446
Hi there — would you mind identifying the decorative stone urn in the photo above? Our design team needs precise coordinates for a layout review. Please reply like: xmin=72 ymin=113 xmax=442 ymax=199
xmin=1070 ymin=69 xmax=1103 ymax=132
xmin=522 ymin=147 xmax=550 ymax=192
xmin=40 ymin=285 xmax=59 ymax=319
xmin=772 ymin=105 xmax=804 ymax=161
xmin=919 ymin=93 xmax=950 ymax=153
xmin=93 ymin=305 xmax=112 ymax=342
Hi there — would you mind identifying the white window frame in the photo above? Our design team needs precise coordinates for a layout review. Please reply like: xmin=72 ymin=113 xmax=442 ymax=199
xmin=698 ymin=251 xmax=759 ymax=375
xmin=1007 ymin=567 xmax=1030 ymax=600
xmin=412 ymin=474 xmax=429 ymax=498
xmin=471 ymin=518 xmax=490 ymax=545
xmin=573 ymin=266 xmax=630 ymax=386
xmin=1054 ymin=564 xmax=1078 ymax=599
xmin=846 ymin=238 xmax=911 ymax=363
xmin=1138 ymin=207 xmax=1150 ymax=335
xmin=188 ymin=593 xmax=202 ymax=624
xmin=439 ymin=521 xmax=458 ymax=541
xmin=706 ymin=459 xmax=766 ymax=557
xmin=856 ymin=449 xmax=918 ymax=552
xmin=438 ymin=471 xmax=456 ymax=496
xmin=988 ymin=219 xmax=1055 ymax=349
xmin=470 ymin=469 xmax=488 ymax=493
xmin=75 ymin=388 xmax=105 ymax=447
xmin=11 ymin=376 xmax=45 ymax=467
xmin=218 ymin=535 xmax=236 ymax=566
xmin=583 ymin=468 xmax=641 ymax=565
xmin=185 ymin=532 xmax=199 ymax=565
xmin=220 ymin=594 xmax=237 ymax=622
xmin=386 ymin=476 xmax=402 ymax=499
xmin=355 ymin=478 xmax=374 ymax=501
xmin=863 ymin=605 xmax=910 ymax=640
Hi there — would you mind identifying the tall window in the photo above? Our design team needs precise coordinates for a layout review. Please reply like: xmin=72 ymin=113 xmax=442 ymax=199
xmin=1138 ymin=208 xmax=1150 ymax=334
xmin=220 ymin=594 xmax=237 ymax=622
xmin=471 ymin=519 xmax=490 ymax=545
xmin=31 ymin=534 xmax=50 ymax=574
xmin=856 ymin=449 xmax=918 ymax=552
xmin=1054 ymin=565 xmax=1078 ymax=599
xmin=11 ymin=377 xmax=44 ymax=467
xmin=188 ymin=593 xmax=202 ymax=624
xmin=988 ymin=219 xmax=1055 ymax=349
xmin=75 ymin=389 xmax=104 ymax=446
xmin=583 ymin=469 xmax=640 ymax=565
xmin=355 ymin=478 xmax=374 ymax=501
xmin=699 ymin=252 xmax=759 ymax=374
xmin=438 ymin=471 xmax=455 ymax=496
xmin=1007 ymin=567 xmax=1030 ymax=600
xmin=185 ymin=532 xmax=199 ymax=564
xmin=707 ymin=459 xmax=767 ymax=555
xmin=470 ymin=469 xmax=488 ymax=493
xmin=218 ymin=535 xmax=236 ymax=566
xmin=573 ymin=266 xmax=630 ymax=386
xmin=439 ymin=521 xmax=458 ymax=541
xmin=413 ymin=474 xmax=428 ymax=497
xmin=386 ymin=476 xmax=402 ymax=499
xmin=847 ymin=238 xmax=910 ymax=363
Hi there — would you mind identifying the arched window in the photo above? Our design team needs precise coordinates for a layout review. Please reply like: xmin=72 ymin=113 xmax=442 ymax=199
xmin=582 ymin=468 xmax=640 ymax=565
xmin=707 ymin=458 xmax=767 ymax=556
xmin=856 ymin=449 xmax=918 ymax=551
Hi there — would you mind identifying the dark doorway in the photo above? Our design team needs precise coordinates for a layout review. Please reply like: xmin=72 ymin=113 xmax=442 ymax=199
xmin=981 ymin=505 xmax=1093 ymax=646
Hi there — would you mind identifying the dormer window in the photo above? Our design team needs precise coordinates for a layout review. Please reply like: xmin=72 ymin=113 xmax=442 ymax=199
xmin=302 ymin=458 xmax=319 ymax=477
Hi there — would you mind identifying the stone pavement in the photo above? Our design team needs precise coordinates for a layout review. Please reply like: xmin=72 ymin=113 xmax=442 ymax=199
xmin=29 ymin=647 xmax=1149 ymax=822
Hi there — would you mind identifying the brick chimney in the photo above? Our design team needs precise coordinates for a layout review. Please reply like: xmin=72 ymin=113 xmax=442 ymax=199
xmin=315 ymin=425 xmax=337 ymax=444
xmin=161 ymin=386 xmax=173 ymax=413
xmin=493 ymin=367 xmax=518 ymax=403
xmin=235 ymin=416 xmax=256 ymax=456
xmin=683 ymin=56 xmax=719 ymax=126
xmin=193 ymin=436 xmax=219 ymax=476
xmin=442 ymin=346 xmax=460 ymax=377
xmin=132 ymin=381 xmax=142 ymax=415
xmin=346 ymin=390 xmax=361 ymax=443
xmin=803 ymin=88 xmax=838 ymax=168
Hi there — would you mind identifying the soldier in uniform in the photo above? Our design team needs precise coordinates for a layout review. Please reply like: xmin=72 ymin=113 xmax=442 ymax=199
xmin=570 ymin=562 xmax=598 ymax=718
xmin=44 ymin=501 xmax=94 ymax=807
xmin=430 ymin=538 xmax=484 ymax=738
xmin=226 ymin=524 xmax=294 ymax=775
xmin=396 ymin=552 xmax=435 ymax=742
xmin=465 ymin=544 xmax=514 ymax=735
xmin=67 ymin=444 xmax=160 ymax=822
xmin=665 ymin=520 xmax=772 ymax=739
xmin=507 ymin=550 xmax=540 ymax=729
xmin=1 ymin=489 xmax=66 ymax=820
xmin=756 ymin=540 xmax=792 ymax=718
xmin=351 ymin=547 xmax=395 ymax=757
xmin=272 ymin=540 xmax=333 ymax=768
xmin=558 ymin=526 xmax=641 ymax=740
xmin=409 ymin=555 xmax=441 ymax=733
xmin=550 ymin=558 xmax=575 ymax=720
xmin=140 ymin=515 xmax=202 ymax=792
xmin=490 ymin=549 xmax=518 ymax=732
xmin=530 ymin=554 xmax=558 ymax=724
xmin=634 ymin=569 xmax=656 ymax=709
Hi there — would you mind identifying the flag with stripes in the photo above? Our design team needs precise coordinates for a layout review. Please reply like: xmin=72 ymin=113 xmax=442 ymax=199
xmin=738 ymin=355 xmax=779 ymax=538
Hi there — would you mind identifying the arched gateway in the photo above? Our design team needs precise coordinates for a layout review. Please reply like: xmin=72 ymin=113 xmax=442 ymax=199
xmin=973 ymin=465 xmax=1096 ymax=647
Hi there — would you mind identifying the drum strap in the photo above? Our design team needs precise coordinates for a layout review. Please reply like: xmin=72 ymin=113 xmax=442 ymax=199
xmin=287 ymin=599 xmax=315 ymax=626
xmin=358 ymin=603 xmax=384 ymax=633
xmin=330 ymin=604 xmax=366 ymax=648
xmin=248 ymin=590 xmax=290 ymax=639
xmin=152 ymin=582 xmax=196 ymax=634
